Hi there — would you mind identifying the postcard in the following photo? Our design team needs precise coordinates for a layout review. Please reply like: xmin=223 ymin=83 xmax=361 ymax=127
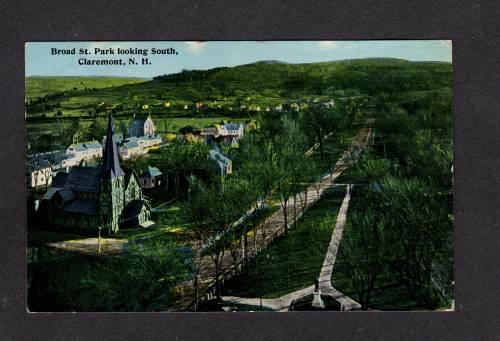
xmin=26 ymin=41 xmax=453 ymax=312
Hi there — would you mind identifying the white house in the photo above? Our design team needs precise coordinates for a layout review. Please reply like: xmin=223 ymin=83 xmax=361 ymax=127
xmin=65 ymin=141 xmax=102 ymax=163
xmin=137 ymin=134 xmax=162 ymax=152
xmin=119 ymin=135 xmax=162 ymax=160
xmin=120 ymin=136 xmax=141 ymax=160
xmin=201 ymin=123 xmax=244 ymax=144
xmin=28 ymin=160 xmax=54 ymax=188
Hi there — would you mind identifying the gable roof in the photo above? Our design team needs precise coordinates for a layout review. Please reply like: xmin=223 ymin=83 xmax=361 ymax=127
xmin=122 ymin=199 xmax=146 ymax=218
xmin=142 ymin=166 xmax=162 ymax=178
xmin=51 ymin=172 xmax=69 ymax=188
xmin=61 ymin=167 xmax=101 ymax=193
xmin=223 ymin=123 xmax=243 ymax=130
xmin=124 ymin=169 xmax=140 ymax=187
xmin=69 ymin=141 xmax=101 ymax=152
xmin=123 ymin=136 xmax=139 ymax=149
xmin=42 ymin=187 xmax=59 ymax=200
xmin=64 ymin=199 xmax=98 ymax=215
xmin=57 ymin=187 xmax=76 ymax=202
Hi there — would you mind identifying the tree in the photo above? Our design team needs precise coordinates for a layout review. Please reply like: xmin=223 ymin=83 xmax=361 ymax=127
xmin=237 ymin=134 xmax=277 ymax=260
xmin=273 ymin=116 xmax=306 ymax=234
xmin=84 ymin=117 xmax=107 ymax=141
xmin=28 ymin=240 xmax=189 ymax=312
xmin=57 ymin=119 xmax=81 ymax=148
xmin=186 ymin=181 xmax=253 ymax=301
xmin=119 ymin=119 xmax=128 ymax=139
xmin=340 ymin=209 xmax=387 ymax=310
xmin=299 ymin=108 xmax=334 ymax=160
xmin=378 ymin=177 xmax=452 ymax=308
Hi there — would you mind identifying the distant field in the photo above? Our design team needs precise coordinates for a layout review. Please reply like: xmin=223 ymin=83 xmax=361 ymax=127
xmin=26 ymin=76 xmax=148 ymax=100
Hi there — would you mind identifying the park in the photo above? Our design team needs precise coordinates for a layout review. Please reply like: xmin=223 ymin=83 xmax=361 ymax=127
xmin=26 ymin=57 xmax=453 ymax=312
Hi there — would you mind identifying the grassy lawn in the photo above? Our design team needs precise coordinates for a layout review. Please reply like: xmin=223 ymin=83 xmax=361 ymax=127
xmin=222 ymin=186 xmax=346 ymax=299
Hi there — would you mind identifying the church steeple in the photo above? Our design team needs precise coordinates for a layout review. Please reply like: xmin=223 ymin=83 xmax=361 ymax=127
xmin=102 ymin=114 xmax=125 ymax=178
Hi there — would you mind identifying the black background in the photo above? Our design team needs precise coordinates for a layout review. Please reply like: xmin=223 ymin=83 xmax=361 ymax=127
xmin=1 ymin=0 xmax=499 ymax=339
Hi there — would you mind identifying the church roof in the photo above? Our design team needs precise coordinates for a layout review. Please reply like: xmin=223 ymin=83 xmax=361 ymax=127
xmin=42 ymin=186 xmax=76 ymax=202
xmin=122 ymin=199 xmax=146 ymax=219
xmin=66 ymin=167 xmax=101 ymax=193
xmin=42 ymin=187 xmax=59 ymax=200
xmin=57 ymin=187 xmax=76 ymax=202
xmin=51 ymin=172 xmax=69 ymax=188
xmin=102 ymin=114 xmax=125 ymax=178
xmin=64 ymin=199 xmax=98 ymax=215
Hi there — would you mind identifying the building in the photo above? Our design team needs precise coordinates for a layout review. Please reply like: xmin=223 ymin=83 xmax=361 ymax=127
xmin=120 ymin=136 xmax=142 ymax=160
xmin=139 ymin=166 xmax=163 ymax=188
xmin=129 ymin=114 xmax=156 ymax=137
xmin=209 ymin=149 xmax=232 ymax=176
xmin=201 ymin=122 xmax=245 ymax=145
xmin=39 ymin=114 xmax=152 ymax=234
xmin=65 ymin=141 xmax=102 ymax=164
xmin=27 ymin=159 xmax=53 ymax=188
xmin=137 ymin=134 xmax=162 ymax=152
xmin=119 ymin=134 xmax=162 ymax=160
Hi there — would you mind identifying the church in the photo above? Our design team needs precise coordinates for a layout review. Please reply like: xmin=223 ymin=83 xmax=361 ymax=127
xmin=39 ymin=114 xmax=152 ymax=234
xmin=128 ymin=114 xmax=156 ymax=137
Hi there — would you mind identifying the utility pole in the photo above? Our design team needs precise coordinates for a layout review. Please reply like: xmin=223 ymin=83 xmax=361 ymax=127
xmin=98 ymin=226 xmax=102 ymax=253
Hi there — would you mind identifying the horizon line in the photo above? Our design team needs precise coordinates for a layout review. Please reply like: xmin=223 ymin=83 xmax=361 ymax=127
xmin=25 ymin=57 xmax=452 ymax=78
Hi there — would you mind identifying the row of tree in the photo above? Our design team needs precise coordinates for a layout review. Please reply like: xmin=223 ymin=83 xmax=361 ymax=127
xmin=181 ymin=101 xmax=364 ymax=306
xmin=335 ymin=90 xmax=453 ymax=310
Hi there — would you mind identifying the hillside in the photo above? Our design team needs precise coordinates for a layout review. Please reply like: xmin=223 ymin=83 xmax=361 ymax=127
xmin=25 ymin=76 xmax=148 ymax=100
xmin=25 ymin=58 xmax=452 ymax=152
xmin=25 ymin=59 xmax=452 ymax=120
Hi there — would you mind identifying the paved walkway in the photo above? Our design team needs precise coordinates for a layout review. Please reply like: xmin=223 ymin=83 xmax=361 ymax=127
xmin=222 ymin=285 xmax=315 ymax=311
xmin=47 ymin=238 xmax=127 ymax=256
xmin=221 ymin=185 xmax=361 ymax=311
xmin=171 ymin=122 xmax=374 ymax=311
xmin=318 ymin=184 xmax=361 ymax=310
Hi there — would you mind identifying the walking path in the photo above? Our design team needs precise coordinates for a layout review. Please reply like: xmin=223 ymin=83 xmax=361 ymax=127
xmin=222 ymin=285 xmax=315 ymax=311
xmin=221 ymin=185 xmax=361 ymax=311
xmin=317 ymin=184 xmax=361 ymax=310
xmin=47 ymin=237 xmax=127 ymax=256
xmin=171 ymin=122 xmax=374 ymax=311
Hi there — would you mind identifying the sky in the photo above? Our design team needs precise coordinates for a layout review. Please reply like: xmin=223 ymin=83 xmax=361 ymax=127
xmin=26 ymin=40 xmax=452 ymax=78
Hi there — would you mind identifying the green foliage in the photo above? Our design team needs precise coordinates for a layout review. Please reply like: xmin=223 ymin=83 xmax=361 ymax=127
xmin=340 ymin=210 xmax=387 ymax=310
xmin=332 ymin=90 xmax=453 ymax=310
xmin=223 ymin=188 xmax=344 ymax=298
xmin=77 ymin=240 xmax=189 ymax=311
xmin=82 ymin=117 xmax=107 ymax=142
xmin=26 ymin=76 xmax=146 ymax=100
xmin=186 ymin=180 xmax=254 ymax=299
xmin=27 ymin=57 xmax=453 ymax=311
xmin=28 ymin=240 xmax=189 ymax=312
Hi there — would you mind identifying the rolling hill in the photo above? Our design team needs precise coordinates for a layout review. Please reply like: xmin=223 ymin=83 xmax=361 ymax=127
xmin=25 ymin=76 xmax=148 ymax=100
